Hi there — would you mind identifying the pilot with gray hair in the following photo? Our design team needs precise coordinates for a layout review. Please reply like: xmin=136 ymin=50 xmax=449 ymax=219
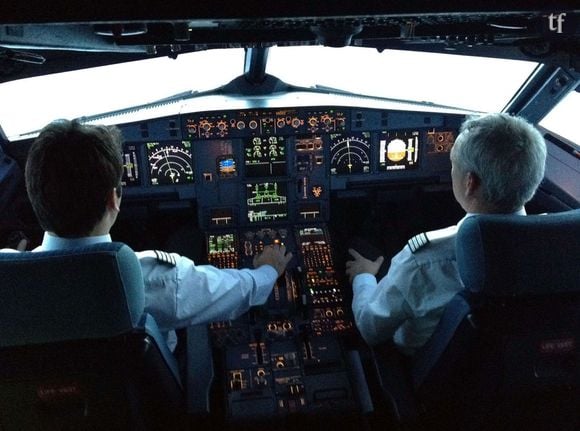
xmin=346 ymin=113 xmax=547 ymax=355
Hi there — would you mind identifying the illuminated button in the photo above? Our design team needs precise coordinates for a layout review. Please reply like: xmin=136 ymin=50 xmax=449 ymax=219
xmin=236 ymin=121 xmax=246 ymax=130
xmin=249 ymin=120 xmax=258 ymax=129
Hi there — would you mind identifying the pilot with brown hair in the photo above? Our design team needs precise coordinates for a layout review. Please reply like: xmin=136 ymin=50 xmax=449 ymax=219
xmin=20 ymin=119 xmax=292 ymax=349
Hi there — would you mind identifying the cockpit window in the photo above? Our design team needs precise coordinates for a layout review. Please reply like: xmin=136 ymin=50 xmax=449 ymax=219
xmin=0 ymin=46 xmax=539 ymax=140
xmin=0 ymin=49 xmax=244 ymax=139
xmin=267 ymin=46 xmax=538 ymax=113
xmin=539 ymin=90 xmax=580 ymax=147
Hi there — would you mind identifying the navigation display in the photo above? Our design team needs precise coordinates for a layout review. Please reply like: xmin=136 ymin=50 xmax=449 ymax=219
xmin=244 ymin=136 xmax=287 ymax=177
xmin=329 ymin=132 xmax=371 ymax=175
xmin=146 ymin=140 xmax=194 ymax=186
xmin=246 ymin=182 xmax=288 ymax=223
xmin=378 ymin=130 xmax=420 ymax=171
xmin=121 ymin=143 xmax=140 ymax=186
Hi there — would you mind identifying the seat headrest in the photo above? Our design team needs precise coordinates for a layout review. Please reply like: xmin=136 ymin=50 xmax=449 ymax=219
xmin=456 ymin=209 xmax=580 ymax=297
xmin=0 ymin=242 xmax=145 ymax=347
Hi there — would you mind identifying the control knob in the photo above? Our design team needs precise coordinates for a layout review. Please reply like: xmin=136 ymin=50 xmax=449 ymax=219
xmin=199 ymin=120 xmax=212 ymax=132
xmin=216 ymin=120 xmax=227 ymax=131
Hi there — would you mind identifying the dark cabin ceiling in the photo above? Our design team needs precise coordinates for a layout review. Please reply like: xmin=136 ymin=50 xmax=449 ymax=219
xmin=0 ymin=0 xmax=578 ymax=82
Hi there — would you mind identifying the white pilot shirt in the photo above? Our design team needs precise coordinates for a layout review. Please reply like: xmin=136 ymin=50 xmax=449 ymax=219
xmin=352 ymin=210 xmax=525 ymax=356
xmin=34 ymin=233 xmax=279 ymax=349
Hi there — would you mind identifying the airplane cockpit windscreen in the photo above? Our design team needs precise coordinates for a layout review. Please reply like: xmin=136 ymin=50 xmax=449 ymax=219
xmin=540 ymin=90 xmax=580 ymax=146
xmin=0 ymin=47 xmax=539 ymax=139
xmin=266 ymin=46 xmax=539 ymax=112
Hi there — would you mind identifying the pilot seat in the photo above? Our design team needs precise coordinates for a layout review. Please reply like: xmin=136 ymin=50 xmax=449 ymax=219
xmin=0 ymin=242 xmax=187 ymax=430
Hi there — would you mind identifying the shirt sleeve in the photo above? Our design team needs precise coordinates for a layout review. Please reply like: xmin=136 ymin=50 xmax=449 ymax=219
xmin=138 ymin=251 xmax=279 ymax=331
xmin=351 ymin=248 xmax=417 ymax=346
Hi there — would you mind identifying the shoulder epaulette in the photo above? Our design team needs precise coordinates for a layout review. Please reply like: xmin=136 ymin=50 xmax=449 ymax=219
xmin=407 ymin=232 xmax=430 ymax=253
xmin=153 ymin=250 xmax=177 ymax=266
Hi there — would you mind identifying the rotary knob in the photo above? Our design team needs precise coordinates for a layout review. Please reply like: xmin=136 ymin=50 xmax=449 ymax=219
xmin=199 ymin=120 xmax=212 ymax=132
xmin=216 ymin=120 xmax=227 ymax=131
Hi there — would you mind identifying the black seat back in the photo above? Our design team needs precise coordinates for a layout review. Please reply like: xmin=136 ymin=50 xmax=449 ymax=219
xmin=0 ymin=242 xmax=186 ymax=430
xmin=413 ymin=210 xmax=580 ymax=430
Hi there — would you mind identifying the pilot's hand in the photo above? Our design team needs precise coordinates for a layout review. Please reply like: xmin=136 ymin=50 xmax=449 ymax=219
xmin=345 ymin=248 xmax=384 ymax=284
xmin=253 ymin=244 xmax=293 ymax=277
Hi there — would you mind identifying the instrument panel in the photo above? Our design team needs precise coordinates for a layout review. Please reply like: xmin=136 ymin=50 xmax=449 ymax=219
xmin=114 ymin=106 xmax=463 ymax=423
xmin=118 ymin=106 xmax=463 ymax=228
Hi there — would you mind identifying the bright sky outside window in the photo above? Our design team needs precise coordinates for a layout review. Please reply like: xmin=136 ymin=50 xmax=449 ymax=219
xmin=0 ymin=49 xmax=243 ymax=139
xmin=0 ymin=46 xmax=539 ymax=139
xmin=267 ymin=46 xmax=538 ymax=113
xmin=539 ymin=90 xmax=580 ymax=147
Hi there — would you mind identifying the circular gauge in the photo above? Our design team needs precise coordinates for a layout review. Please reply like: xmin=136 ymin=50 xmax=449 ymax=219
xmin=330 ymin=133 xmax=371 ymax=175
xmin=147 ymin=142 xmax=194 ymax=186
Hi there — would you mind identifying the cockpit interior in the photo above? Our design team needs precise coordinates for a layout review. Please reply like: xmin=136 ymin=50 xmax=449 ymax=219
xmin=0 ymin=1 xmax=579 ymax=430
